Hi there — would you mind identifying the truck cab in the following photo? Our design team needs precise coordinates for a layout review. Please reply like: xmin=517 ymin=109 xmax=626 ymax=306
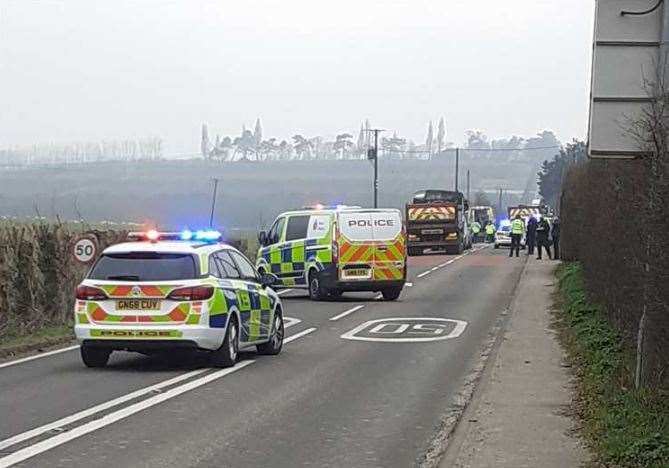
xmin=406 ymin=189 xmax=468 ymax=255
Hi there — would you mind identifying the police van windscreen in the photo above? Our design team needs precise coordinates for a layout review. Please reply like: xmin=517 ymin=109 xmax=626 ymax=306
xmin=339 ymin=211 xmax=402 ymax=241
xmin=89 ymin=253 xmax=197 ymax=281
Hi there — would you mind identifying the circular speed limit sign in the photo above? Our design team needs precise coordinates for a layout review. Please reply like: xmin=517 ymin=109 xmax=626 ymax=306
xmin=73 ymin=237 xmax=97 ymax=264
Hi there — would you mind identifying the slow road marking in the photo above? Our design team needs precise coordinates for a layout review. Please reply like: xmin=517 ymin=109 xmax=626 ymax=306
xmin=341 ymin=317 xmax=468 ymax=343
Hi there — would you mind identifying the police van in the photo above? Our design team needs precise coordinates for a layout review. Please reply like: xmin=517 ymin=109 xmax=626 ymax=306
xmin=256 ymin=206 xmax=406 ymax=301
xmin=74 ymin=230 xmax=284 ymax=368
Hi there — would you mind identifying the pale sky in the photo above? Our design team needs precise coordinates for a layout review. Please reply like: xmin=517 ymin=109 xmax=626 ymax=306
xmin=0 ymin=0 xmax=595 ymax=154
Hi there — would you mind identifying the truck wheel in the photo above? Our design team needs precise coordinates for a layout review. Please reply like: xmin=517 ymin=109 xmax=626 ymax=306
xmin=80 ymin=345 xmax=111 ymax=368
xmin=257 ymin=310 xmax=284 ymax=355
xmin=308 ymin=270 xmax=327 ymax=301
xmin=381 ymin=287 xmax=402 ymax=301
xmin=210 ymin=316 xmax=239 ymax=368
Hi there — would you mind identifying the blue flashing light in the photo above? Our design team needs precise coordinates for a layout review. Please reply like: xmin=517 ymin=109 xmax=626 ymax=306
xmin=194 ymin=230 xmax=222 ymax=241
xmin=180 ymin=229 xmax=221 ymax=242
xmin=499 ymin=219 xmax=511 ymax=227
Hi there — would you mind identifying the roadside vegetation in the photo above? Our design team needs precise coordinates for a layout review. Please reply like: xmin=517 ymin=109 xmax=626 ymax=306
xmin=556 ymin=263 xmax=669 ymax=468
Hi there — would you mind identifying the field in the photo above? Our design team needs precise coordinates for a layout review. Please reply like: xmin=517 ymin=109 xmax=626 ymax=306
xmin=0 ymin=157 xmax=538 ymax=230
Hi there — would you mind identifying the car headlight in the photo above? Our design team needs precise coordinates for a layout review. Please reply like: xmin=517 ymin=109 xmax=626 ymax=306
xmin=446 ymin=233 xmax=458 ymax=240
xmin=408 ymin=234 xmax=418 ymax=241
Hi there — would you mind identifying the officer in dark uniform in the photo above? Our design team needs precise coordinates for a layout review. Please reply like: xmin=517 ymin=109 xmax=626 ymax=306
xmin=536 ymin=217 xmax=551 ymax=260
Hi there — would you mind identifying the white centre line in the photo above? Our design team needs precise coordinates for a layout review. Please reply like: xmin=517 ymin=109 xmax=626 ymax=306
xmin=431 ymin=266 xmax=439 ymax=271
xmin=0 ymin=361 xmax=254 ymax=468
xmin=284 ymin=327 xmax=317 ymax=343
xmin=416 ymin=270 xmax=432 ymax=278
xmin=330 ymin=305 xmax=365 ymax=321
xmin=0 ymin=345 xmax=80 ymax=370
xmin=0 ymin=368 xmax=208 ymax=451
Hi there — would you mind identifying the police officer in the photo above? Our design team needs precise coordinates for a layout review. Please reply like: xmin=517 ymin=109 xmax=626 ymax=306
xmin=526 ymin=216 xmax=538 ymax=255
xmin=485 ymin=221 xmax=495 ymax=243
xmin=551 ymin=217 xmax=560 ymax=260
xmin=509 ymin=215 xmax=524 ymax=257
xmin=471 ymin=221 xmax=481 ymax=243
xmin=536 ymin=217 xmax=551 ymax=260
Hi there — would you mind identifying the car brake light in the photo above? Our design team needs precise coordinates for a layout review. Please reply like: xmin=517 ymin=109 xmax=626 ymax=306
xmin=76 ymin=285 xmax=107 ymax=301
xmin=167 ymin=286 xmax=214 ymax=301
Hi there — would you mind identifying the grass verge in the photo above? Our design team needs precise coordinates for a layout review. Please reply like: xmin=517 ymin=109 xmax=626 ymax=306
xmin=555 ymin=263 xmax=669 ymax=468
xmin=0 ymin=324 xmax=74 ymax=359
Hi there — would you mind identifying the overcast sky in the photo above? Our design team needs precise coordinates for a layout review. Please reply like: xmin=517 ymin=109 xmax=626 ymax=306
xmin=0 ymin=0 xmax=594 ymax=154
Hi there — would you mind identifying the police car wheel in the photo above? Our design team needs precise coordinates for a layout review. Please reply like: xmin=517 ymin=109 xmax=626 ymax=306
xmin=80 ymin=345 xmax=111 ymax=368
xmin=211 ymin=317 xmax=239 ymax=368
xmin=308 ymin=270 xmax=326 ymax=301
xmin=257 ymin=310 xmax=284 ymax=355
xmin=381 ymin=287 xmax=402 ymax=301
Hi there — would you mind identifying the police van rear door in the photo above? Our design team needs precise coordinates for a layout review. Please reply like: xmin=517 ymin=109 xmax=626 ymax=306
xmin=337 ymin=211 xmax=375 ymax=281
xmin=369 ymin=210 xmax=404 ymax=282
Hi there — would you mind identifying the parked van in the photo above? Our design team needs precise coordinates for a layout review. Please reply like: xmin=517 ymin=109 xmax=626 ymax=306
xmin=256 ymin=206 xmax=406 ymax=300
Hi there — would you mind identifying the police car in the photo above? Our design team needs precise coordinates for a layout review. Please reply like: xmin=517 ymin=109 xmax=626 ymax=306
xmin=256 ymin=205 xmax=406 ymax=301
xmin=74 ymin=230 xmax=284 ymax=368
xmin=494 ymin=221 xmax=526 ymax=249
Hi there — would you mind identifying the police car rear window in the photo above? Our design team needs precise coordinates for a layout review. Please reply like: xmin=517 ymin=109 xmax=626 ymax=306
xmin=89 ymin=253 xmax=197 ymax=281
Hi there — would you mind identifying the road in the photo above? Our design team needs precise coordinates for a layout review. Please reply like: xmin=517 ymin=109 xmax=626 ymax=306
xmin=0 ymin=245 xmax=526 ymax=468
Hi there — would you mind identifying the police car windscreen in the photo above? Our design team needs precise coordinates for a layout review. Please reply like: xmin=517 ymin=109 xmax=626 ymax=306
xmin=89 ymin=253 xmax=197 ymax=281
xmin=339 ymin=211 xmax=401 ymax=241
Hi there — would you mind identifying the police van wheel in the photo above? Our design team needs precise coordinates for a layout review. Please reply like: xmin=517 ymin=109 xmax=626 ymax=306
xmin=308 ymin=270 xmax=326 ymax=301
xmin=381 ymin=287 xmax=402 ymax=301
xmin=80 ymin=345 xmax=111 ymax=368
xmin=257 ymin=310 xmax=284 ymax=355
xmin=211 ymin=317 xmax=239 ymax=368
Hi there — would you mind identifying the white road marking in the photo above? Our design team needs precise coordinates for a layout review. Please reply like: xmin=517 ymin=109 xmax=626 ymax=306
xmin=330 ymin=305 xmax=365 ymax=321
xmin=406 ymin=282 xmax=413 ymax=287
xmin=284 ymin=327 xmax=317 ymax=343
xmin=341 ymin=317 xmax=468 ymax=343
xmin=0 ymin=361 xmax=254 ymax=468
xmin=276 ymin=288 xmax=294 ymax=296
xmin=416 ymin=270 xmax=432 ymax=278
xmin=431 ymin=266 xmax=439 ymax=271
xmin=283 ymin=316 xmax=301 ymax=329
xmin=0 ymin=368 xmax=208 ymax=451
xmin=0 ymin=345 xmax=80 ymax=370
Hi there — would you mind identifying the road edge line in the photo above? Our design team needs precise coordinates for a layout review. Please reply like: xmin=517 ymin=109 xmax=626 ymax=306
xmin=0 ymin=345 xmax=80 ymax=370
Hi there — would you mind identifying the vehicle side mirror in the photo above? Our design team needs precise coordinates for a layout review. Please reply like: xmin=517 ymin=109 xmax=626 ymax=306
xmin=260 ymin=272 xmax=278 ymax=288
xmin=258 ymin=230 xmax=268 ymax=246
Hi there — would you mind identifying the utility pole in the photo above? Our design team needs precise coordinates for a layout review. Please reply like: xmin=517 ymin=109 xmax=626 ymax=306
xmin=209 ymin=178 xmax=220 ymax=227
xmin=466 ymin=170 xmax=470 ymax=202
xmin=455 ymin=147 xmax=460 ymax=193
xmin=365 ymin=129 xmax=384 ymax=208
xmin=498 ymin=188 xmax=503 ymax=215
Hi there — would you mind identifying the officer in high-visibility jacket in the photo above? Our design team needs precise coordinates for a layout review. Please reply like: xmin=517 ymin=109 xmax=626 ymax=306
xmin=485 ymin=222 xmax=495 ymax=243
xmin=509 ymin=215 xmax=525 ymax=257
xmin=471 ymin=221 xmax=481 ymax=243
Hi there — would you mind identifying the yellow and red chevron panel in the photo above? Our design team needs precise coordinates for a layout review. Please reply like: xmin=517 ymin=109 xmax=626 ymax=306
xmin=85 ymin=302 xmax=199 ymax=325
xmin=407 ymin=206 xmax=455 ymax=221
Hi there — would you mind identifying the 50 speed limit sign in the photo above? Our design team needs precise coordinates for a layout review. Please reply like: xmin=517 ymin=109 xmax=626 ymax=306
xmin=73 ymin=237 xmax=98 ymax=264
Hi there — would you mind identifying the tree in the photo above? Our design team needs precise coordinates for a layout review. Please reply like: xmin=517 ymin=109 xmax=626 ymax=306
xmin=537 ymin=139 xmax=585 ymax=211
xmin=425 ymin=121 xmax=434 ymax=156
xmin=292 ymin=135 xmax=312 ymax=160
xmin=233 ymin=129 xmax=256 ymax=161
xmin=357 ymin=124 xmax=365 ymax=157
xmin=333 ymin=133 xmax=354 ymax=159
xmin=473 ymin=191 xmax=492 ymax=206
xmin=201 ymin=124 xmax=210 ymax=159
xmin=253 ymin=118 xmax=263 ymax=146
xmin=437 ymin=118 xmax=446 ymax=154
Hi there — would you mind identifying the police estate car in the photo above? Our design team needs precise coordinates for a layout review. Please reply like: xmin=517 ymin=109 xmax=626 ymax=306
xmin=74 ymin=230 xmax=284 ymax=368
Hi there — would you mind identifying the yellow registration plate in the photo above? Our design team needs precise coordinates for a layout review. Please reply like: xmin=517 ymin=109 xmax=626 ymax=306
xmin=116 ymin=299 xmax=161 ymax=311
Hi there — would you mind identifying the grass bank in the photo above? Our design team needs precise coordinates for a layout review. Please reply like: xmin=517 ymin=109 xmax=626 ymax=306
xmin=556 ymin=263 xmax=669 ymax=468
xmin=0 ymin=324 xmax=74 ymax=359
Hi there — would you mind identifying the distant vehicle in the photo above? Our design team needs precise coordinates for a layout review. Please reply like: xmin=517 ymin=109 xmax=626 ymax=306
xmin=257 ymin=206 xmax=406 ymax=301
xmin=507 ymin=204 xmax=551 ymax=221
xmin=405 ymin=189 xmax=468 ymax=255
xmin=74 ymin=230 xmax=284 ymax=368
xmin=494 ymin=223 xmax=526 ymax=250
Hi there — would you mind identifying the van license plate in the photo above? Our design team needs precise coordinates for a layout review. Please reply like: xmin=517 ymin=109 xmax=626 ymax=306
xmin=422 ymin=229 xmax=443 ymax=235
xmin=344 ymin=269 xmax=371 ymax=279
xmin=116 ymin=299 xmax=161 ymax=310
